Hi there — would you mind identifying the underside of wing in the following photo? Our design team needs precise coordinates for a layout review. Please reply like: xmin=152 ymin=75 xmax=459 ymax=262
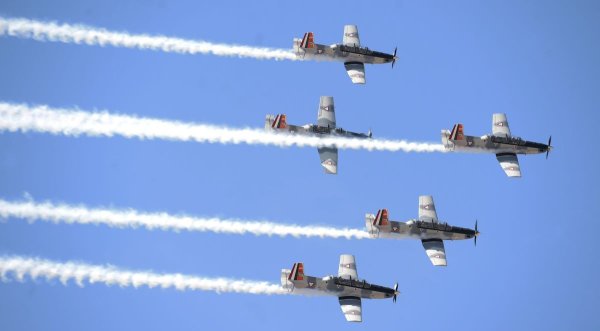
xmin=492 ymin=113 xmax=511 ymax=137
xmin=344 ymin=62 xmax=366 ymax=84
xmin=338 ymin=254 xmax=358 ymax=280
xmin=422 ymin=239 xmax=447 ymax=266
xmin=496 ymin=153 xmax=521 ymax=177
xmin=343 ymin=25 xmax=360 ymax=46
xmin=317 ymin=96 xmax=336 ymax=128
xmin=418 ymin=195 xmax=438 ymax=223
xmin=339 ymin=296 xmax=362 ymax=322
xmin=318 ymin=147 xmax=338 ymax=174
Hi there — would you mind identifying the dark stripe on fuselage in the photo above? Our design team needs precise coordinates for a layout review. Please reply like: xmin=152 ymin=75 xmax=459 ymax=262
xmin=338 ymin=45 xmax=394 ymax=59
xmin=490 ymin=136 xmax=548 ymax=150
xmin=417 ymin=222 xmax=476 ymax=236
xmin=334 ymin=278 xmax=395 ymax=295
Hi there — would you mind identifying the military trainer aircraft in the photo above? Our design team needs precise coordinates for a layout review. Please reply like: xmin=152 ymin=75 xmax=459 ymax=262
xmin=366 ymin=196 xmax=479 ymax=266
xmin=265 ymin=96 xmax=371 ymax=174
xmin=293 ymin=25 xmax=398 ymax=84
xmin=281 ymin=254 xmax=398 ymax=322
xmin=442 ymin=113 xmax=552 ymax=177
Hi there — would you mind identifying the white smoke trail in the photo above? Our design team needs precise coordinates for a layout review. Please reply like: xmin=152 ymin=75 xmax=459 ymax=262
xmin=0 ymin=198 xmax=370 ymax=240
xmin=0 ymin=255 xmax=287 ymax=295
xmin=0 ymin=16 xmax=297 ymax=61
xmin=0 ymin=102 xmax=445 ymax=152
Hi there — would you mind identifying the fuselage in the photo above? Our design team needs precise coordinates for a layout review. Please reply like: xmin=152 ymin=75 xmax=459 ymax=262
xmin=442 ymin=130 xmax=549 ymax=155
xmin=293 ymin=40 xmax=394 ymax=65
xmin=366 ymin=218 xmax=476 ymax=241
xmin=265 ymin=115 xmax=371 ymax=139
xmin=281 ymin=270 xmax=394 ymax=300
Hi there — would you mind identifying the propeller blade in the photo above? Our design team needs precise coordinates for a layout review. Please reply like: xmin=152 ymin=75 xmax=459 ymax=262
xmin=393 ymin=283 xmax=398 ymax=303
xmin=474 ymin=220 xmax=478 ymax=247
xmin=546 ymin=135 xmax=552 ymax=159
xmin=392 ymin=47 xmax=397 ymax=68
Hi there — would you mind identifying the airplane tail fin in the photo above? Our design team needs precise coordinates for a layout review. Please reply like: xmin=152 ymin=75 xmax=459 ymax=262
xmin=448 ymin=123 xmax=464 ymax=141
xmin=300 ymin=32 xmax=315 ymax=49
xmin=288 ymin=263 xmax=306 ymax=282
xmin=373 ymin=209 xmax=390 ymax=226
xmin=267 ymin=114 xmax=287 ymax=129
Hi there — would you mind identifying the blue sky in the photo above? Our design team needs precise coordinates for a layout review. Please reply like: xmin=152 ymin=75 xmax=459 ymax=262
xmin=0 ymin=0 xmax=599 ymax=330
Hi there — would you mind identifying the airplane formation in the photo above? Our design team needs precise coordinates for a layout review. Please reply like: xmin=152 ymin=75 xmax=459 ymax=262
xmin=1 ymin=21 xmax=554 ymax=324
xmin=274 ymin=25 xmax=550 ymax=322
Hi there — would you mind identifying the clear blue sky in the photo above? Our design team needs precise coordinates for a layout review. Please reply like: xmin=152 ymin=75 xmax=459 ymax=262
xmin=1 ymin=0 xmax=598 ymax=330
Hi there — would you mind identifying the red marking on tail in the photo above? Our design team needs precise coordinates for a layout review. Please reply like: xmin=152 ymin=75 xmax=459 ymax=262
xmin=271 ymin=114 xmax=287 ymax=129
xmin=449 ymin=124 xmax=464 ymax=140
xmin=300 ymin=32 xmax=315 ymax=49
xmin=374 ymin=209 xmax=389 ymax=226
xmin=288 ymin=263 xmax=304 ymax=281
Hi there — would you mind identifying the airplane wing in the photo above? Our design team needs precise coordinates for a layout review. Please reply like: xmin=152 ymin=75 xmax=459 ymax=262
xmin=318 ymin=147 xmax=338 ymax=174
xmin=344 ymin=62 xmax=366 ymax=84
xmin=422 ymin=239 xmax=447 ymax=266
xmin=338 ymin=254 xmax=358 ymax=280
xmin=496 ymin=153 xmax=522 ymax=177
xmin=317 ymin=96 xmax=338 ymax=174
xmin=317 ymin=96 xmax=336 ymax=128
xmin=338 ymin=296 xmax=362 ymax=322
xmin=492 ymin=113 xmax=511 ymax=137
xmin=418 ymin=195 xmax=438 ymax=223
xmin=343 ymin=25 xmax=360 ymax=46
